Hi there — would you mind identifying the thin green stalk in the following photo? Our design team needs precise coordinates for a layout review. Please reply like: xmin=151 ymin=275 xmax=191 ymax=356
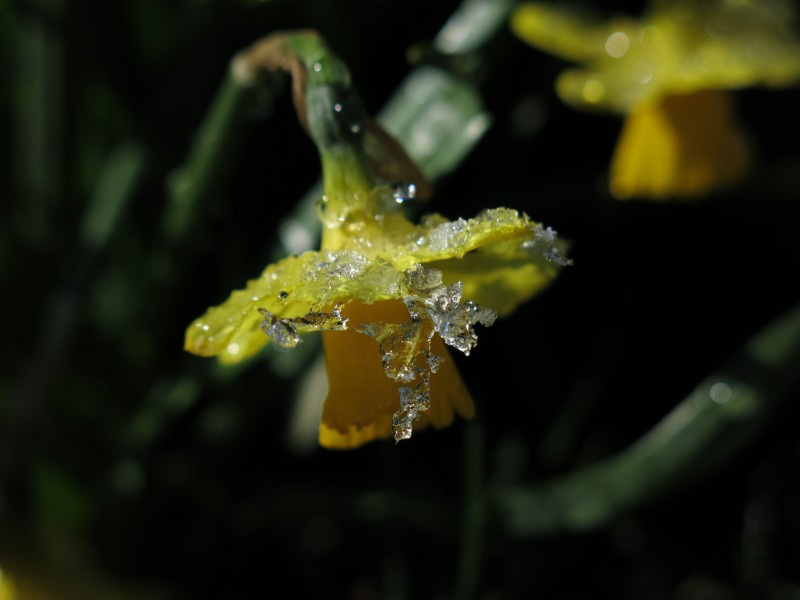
xmin=455 ymin=420 xmax=486 ymax=600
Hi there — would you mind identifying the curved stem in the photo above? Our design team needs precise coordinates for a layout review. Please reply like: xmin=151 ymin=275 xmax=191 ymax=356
xmin=494 ymin=302 xmax=800 ymax=536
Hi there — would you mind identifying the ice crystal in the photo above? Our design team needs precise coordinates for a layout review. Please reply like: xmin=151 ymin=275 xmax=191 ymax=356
xmin=393 ymin=182 xmax=418 ymax=204
xmin=359 ymin=314 xmax=435 ymax=382
xmin=425 ymin=217 xmax=470 ymax=253
xmin=404 ymin=265 xmax=443 ymax=294
xmin=404 ymin=266 xmax=497 ymax=356
xmin=258 ymin=305 xmax=348 ymax=349
xmin=304 ymin=250 xmax=369 ymax=286
xmin=392 ymin=377 xmax=432 ymax=442
xmin=524 ymin=223 xmax=573 ymax=266
xmin=360 ymin=264 xmax=497 ymax=442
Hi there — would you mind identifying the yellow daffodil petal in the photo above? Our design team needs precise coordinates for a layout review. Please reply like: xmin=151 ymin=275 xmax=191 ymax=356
xmin=319 ymin=300 xmax=474 ymax=449
xmin=511 ymin=3 xmax=611 ymax=63
xmin=610 ymin=90 xmax=752 ymax=200
xmin=184 ymin=250 xmax=404 ymax=364
xmin=430 ymin=236 xmax=566 ymax=316
xmin=391 ymin=208 xmax=559 ymax=269
xmin=185 ymin=200 xmax=567 ymax=365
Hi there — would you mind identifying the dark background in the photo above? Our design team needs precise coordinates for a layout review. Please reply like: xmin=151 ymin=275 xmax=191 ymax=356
xmin=2 ymin=0 xmax=800 ymax=598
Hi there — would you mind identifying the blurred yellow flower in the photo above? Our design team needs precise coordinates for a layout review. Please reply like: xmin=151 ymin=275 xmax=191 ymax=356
xmin=512 ymin=0 xmax=800 ymax=200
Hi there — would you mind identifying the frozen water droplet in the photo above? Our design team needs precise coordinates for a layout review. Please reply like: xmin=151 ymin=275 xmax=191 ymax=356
xmin=360 ymin=263 xmax=501 ymax=443
xmin=422 ymin=281 xmax=496 ymax=355
xmin=524 ymin=224 xmax=573 ymax=266
xmin=392 ymin=411 xmax=413 ymax=442
xmin=258 ymin=305 xmax=348 ymax=349
xmin=427 ymin=352 xmax=443 ymax=373
xmin=259 ymin=309 xmax=302 ymax=349
xmin=393 ymin=182 xmax=418 ymax=204
xmin=404 ymin=265 xmax=443 ymax=294
xmin=392 ymin=379 xmax=431 ymax=443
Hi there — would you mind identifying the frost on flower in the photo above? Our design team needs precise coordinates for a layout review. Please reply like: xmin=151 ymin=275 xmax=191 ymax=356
xmin=258 ymin=305 xmax=347 ymax=349
xmin=185 ymin=187 xmax=569 ymax=448
xmin=357 ymin=265 xmax=498 ymax=442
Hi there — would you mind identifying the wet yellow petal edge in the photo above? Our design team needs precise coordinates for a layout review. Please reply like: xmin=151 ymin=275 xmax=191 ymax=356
xmin=392 ymin=208 xmax=550 ymax=269
xmin=511 ymin=2 xmax=610 ymax=63
xmin=185 ymin=207 xmax=566 ymax=365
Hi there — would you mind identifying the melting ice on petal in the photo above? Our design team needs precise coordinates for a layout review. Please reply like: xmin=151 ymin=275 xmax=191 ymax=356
xmin=392 ymin=379 xmax=432 ymax=443
xmin=303 ymin=250 xmax=369 ymax=284
xmin=360 ymin=264 xmax=499 ymax=442
xmin=404 ymin=266 xmax=497 ymax=356
xmin=426 ymin=353 xmax=443 ymax=373
xmin=258 ymin=305 xmax=348 ymax=349
xmin=403 ymin=266 xmax=443 ymax=294
xmin=421 ymin=283 xmax=497 ymax=355
xmin=359 ymin=315 xmax=438 ymax=442
xmin=424 ymin=218 xmax=470 ymax=253
xmin=359 ymin=316 xmax=436 ymax=383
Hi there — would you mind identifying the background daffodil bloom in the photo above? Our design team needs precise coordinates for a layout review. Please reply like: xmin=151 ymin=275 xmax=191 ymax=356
xmin=512 ymin=0 xmax=800 ymax=200
xmin=184 ymin=32 xmax=570 ymax=449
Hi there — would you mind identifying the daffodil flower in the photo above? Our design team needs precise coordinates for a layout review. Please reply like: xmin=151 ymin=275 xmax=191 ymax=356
xmin=184 ymin=32 xmax=569 ymax=449
xmin=512 ymin=0 xmax=800 ymax=200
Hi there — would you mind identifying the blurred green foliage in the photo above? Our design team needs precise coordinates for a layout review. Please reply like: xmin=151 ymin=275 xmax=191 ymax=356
xmin=2 ymin=0 xmax=800 ymax=599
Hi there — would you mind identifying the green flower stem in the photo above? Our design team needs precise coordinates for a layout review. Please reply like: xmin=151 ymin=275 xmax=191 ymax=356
xmin=494 ymin=302 xmax=800 ymax=537
xmin=455 ymin=420 xmax=487 ymax=600
xmin=269 ymin=0 xmax=508 ymax=259
xmin=12 ymin=2 xmax=65 ymax=245
xmin=288 ymin=33 xmax=376 ymax=198
xmin=318 ymin=146 xmax=374 ymax=200
xmin=288 ymin=32 xmax=352 ymax=88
